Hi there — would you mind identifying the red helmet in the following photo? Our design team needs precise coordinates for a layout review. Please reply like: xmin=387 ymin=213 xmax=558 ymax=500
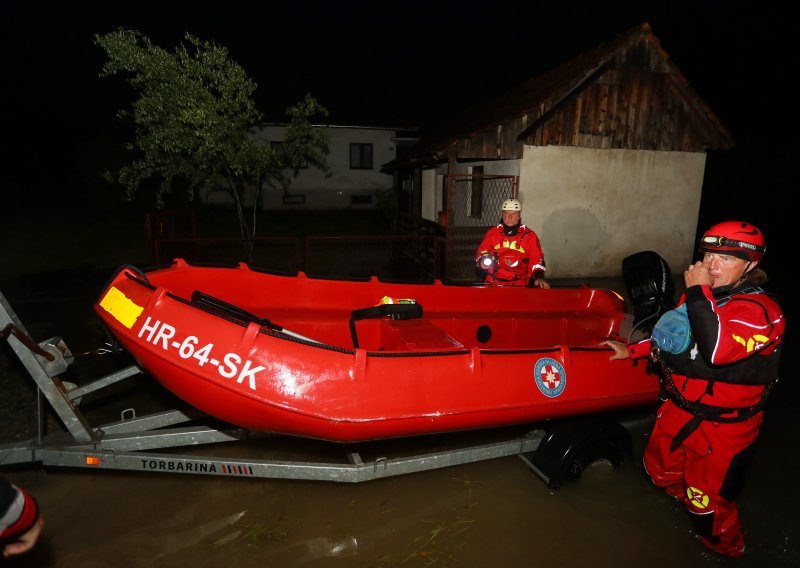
xmin=699 ymin=221 xmax=765 ymax=262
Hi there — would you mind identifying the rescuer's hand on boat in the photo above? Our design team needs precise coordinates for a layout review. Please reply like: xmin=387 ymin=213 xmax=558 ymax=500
xmin=600 ymin=339 xmax=629 ymax=360
xmin=528 ymin=277 xmax=551 ymax=289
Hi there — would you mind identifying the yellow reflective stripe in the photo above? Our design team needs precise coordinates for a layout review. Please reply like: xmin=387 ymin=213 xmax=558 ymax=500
xmin=99 ymin=287 xmax=144 ymax=329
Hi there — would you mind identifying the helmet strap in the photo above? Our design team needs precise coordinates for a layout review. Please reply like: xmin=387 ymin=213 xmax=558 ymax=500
xmin=744 ymin=259 xmax=760 ymax=274
xmin=735 ymin=261 xmax=756 ymax=287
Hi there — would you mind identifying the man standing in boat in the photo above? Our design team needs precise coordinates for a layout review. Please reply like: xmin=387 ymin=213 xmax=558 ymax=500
xmin=475 ymin=198 xmax=549 ymax=288
xmin=602 ymin=221 xmax=785 ymax=557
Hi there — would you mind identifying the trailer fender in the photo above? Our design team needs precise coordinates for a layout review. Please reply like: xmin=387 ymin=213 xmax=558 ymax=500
xmin=521 ymin=417 xmax=632 ymax=489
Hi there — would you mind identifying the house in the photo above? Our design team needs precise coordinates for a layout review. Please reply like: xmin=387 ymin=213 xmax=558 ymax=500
xmin=203 ymin=123 xmax=419 ymax=210
xmin=381 ymin=22 xmax=734 ymax=281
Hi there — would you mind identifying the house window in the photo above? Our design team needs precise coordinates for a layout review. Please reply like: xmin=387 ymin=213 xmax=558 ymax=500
xmin=350 ymin=143 xmax=373 ymax=169
xmin=271 ymin=141 xmax=308 ymax=169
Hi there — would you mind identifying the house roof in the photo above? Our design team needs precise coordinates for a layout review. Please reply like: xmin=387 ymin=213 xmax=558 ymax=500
xmin=384 ymin=22 xmax=733 ymax=171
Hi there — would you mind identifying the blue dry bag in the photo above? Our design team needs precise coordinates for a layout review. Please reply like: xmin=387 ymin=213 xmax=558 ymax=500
xmin=651 ymin=304 xmax=692 ymax=354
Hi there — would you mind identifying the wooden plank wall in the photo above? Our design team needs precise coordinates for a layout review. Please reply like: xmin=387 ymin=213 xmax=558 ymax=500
xmin=455 ymin=41 xmax=723 ymax=159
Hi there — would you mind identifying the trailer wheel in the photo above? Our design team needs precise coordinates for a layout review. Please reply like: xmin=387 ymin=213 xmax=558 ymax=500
xmin=521 ymin=417 xmax=632 ymax=489
xmin=563 ymin=441 xmax=622 ymax=481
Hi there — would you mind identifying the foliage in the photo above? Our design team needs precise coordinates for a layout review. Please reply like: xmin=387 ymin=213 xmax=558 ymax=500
xmin=95 ymin=29 xmax=329 ymax=243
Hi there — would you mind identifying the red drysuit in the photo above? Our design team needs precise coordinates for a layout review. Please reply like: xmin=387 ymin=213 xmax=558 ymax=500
xmin=475 ymin=224 xmax=546 ymax=286
xmin=628 ymin=282 xmax=785 ymax=556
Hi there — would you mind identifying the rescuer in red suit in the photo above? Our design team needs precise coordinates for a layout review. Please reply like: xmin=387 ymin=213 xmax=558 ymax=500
xmin=0 ymin=476 xmax=43 ymax=558
xmin=475 ymin=198 xmax=549 ymax=288
xmin=602 ymin=221 xmax=785 ymax=557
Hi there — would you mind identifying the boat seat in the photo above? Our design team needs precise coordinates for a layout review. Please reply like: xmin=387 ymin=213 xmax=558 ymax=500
xmin=381 ymin=319 xmax=464 ymax=351
xmin=349 ymin=303 xmax=422 ymax=348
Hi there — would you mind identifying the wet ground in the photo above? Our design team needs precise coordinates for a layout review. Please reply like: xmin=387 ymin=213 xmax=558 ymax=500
xmin=1 ymin=267 xmax=798 ymax=567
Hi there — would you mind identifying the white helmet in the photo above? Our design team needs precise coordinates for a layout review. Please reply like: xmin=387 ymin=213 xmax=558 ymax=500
xmin=501 ymin=198 xmax=521 ymax=212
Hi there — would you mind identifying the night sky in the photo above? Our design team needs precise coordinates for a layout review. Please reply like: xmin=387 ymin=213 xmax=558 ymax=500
xmin=2 ymin=1 xmax=798 ymax=273
xmin=3 ymin=2 xmax=797 ymax=137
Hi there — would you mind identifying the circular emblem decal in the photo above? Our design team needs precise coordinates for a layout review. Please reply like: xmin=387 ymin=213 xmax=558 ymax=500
xmin=534 ymin=357 xmax=566 ymax=398
xmin=687 ymin=486 xmax=710 ymax=509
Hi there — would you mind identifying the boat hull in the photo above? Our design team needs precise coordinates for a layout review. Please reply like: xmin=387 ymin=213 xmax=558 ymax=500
xmin=95 ymin=260 xmax=659 ymax=442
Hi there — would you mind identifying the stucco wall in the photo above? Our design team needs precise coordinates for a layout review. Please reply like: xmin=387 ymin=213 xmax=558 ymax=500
xmin=519 ymin=146 xmax=706 ymax=278
xmin=420 ymin=169 xmax=439 ymax=221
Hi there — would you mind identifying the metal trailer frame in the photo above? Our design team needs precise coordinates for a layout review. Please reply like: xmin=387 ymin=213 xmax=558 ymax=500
xmin=0 ymin=291 xmax=548 ymax=483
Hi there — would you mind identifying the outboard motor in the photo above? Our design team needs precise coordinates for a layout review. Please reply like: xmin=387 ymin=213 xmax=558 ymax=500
xmin=622 ymin=251 xmax=675 ymax=335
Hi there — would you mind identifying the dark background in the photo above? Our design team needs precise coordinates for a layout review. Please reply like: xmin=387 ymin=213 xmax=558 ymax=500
xmin=2 ymin=1 xmax=796 ymax=293
xmin=3 ymin=2 xmax=797 ymax=137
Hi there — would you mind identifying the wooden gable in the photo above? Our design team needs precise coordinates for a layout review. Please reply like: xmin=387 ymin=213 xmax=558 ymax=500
xmin=385 ymin=22 xmax=733 ymax=171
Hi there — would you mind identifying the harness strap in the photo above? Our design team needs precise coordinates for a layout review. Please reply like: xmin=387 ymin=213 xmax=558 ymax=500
xmin=670 ymin=415 xmax=704 ymax=453
xmin=658 ymin=368 xmax=774 ymax=453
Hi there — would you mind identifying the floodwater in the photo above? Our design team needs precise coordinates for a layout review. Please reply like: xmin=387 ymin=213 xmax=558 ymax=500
xmin=1 ymin=269 xmax=798 ymax=567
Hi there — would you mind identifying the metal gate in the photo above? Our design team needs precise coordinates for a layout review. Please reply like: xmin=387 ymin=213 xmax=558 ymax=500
xmin=445 ymin=174 xmax=518 ymax=282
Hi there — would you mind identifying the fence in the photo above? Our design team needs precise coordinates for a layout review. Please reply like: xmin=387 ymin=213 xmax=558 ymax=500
xmin=153 ymin=234 xmax=443 ymax=282
xmin=147 ymin=207 xmax=459 ymax=282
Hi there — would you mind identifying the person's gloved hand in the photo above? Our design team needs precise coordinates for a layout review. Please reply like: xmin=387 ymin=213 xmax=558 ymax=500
xmin=527 ymin=277 xmax=550 ymax=289
xmin=476 ymin=253 xmax=495 ymax=271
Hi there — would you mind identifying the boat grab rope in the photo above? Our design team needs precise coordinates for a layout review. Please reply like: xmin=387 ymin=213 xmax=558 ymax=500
xmin=74 ymin=342 xmax=119 ymax=356
xmin=191 ymin=291 xmax=322 ymax=344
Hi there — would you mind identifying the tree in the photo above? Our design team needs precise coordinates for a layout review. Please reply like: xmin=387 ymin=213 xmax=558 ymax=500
xmin=95 ymin=29 xmax=329 ymax=244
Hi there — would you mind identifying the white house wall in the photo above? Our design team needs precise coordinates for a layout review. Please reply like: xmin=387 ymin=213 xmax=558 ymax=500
xmin=519 ymin=145 xmax=706 ymax=278
xmin=419 ymin=164 xmax=448 ymax=221
xmin=420 ymin=169 xmax=438 ymax=220
xmin=213 ymin=125 xmax=398 ymax=210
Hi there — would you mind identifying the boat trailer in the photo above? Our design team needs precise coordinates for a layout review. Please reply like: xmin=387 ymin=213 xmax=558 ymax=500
xmin=0 ymin=290 xmax=635 ymax=487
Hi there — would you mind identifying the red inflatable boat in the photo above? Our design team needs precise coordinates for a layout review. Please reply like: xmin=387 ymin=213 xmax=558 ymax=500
xmin=94 ymin=259 xmax=659 ymax=442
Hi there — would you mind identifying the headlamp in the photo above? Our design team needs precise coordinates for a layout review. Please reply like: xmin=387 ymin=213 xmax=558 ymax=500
xmin=700 ymin=235 xmax=765 ymax=254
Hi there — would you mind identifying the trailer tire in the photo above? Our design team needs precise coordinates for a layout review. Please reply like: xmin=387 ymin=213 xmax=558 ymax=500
xmin=524 ymin=417 xmax=632 ymax=489
xmin=563 ymin=441 xmax=621 ymax=481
